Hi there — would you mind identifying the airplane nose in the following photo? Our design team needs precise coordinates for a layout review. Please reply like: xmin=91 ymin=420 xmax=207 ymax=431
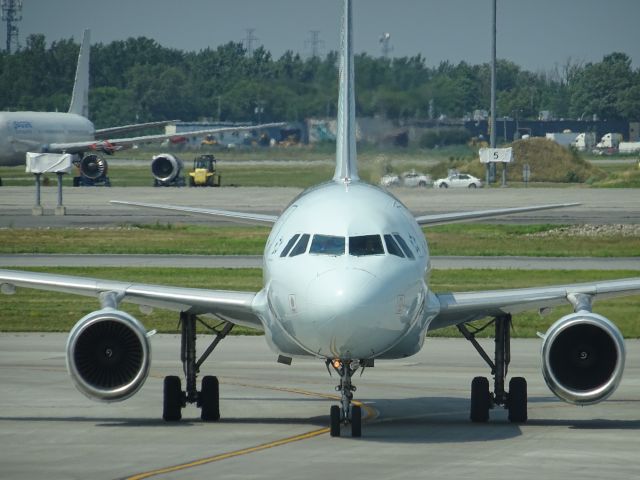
xmin=306 ymin=268 xmax=377 ymax=309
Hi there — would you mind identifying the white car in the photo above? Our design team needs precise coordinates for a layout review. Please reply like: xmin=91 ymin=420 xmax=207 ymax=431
xmin=380 ymin=174 xmax=400 ymax=187
xmin=434 ymin=173 xmax=483 ymax=189
xmin=401 ymin=170 xmax=432 ymax=187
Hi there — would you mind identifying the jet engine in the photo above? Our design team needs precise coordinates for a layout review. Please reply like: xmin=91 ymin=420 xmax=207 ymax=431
xmin=66 ymin=308 xmax=151 ymax=402
xmin=541 ymin=311 xmax=625 ymax=405
xmin=151 ymin=154 xmax=184 ymax=186
xmin=73 ymin=154 xmax=111 ymax=186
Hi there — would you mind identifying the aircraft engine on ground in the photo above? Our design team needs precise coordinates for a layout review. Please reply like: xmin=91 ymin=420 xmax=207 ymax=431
xmin=541 ymin=311 xmax=625 ymax=405
xmin=73 ymin=153 xmax=111 ymax=186
xmin=151 ymin=154 xmax=185 ymax=186
xmin=66 ymin=308 xmax=151 ymax=402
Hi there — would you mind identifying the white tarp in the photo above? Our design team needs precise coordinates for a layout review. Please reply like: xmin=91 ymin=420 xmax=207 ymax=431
xmin=25 ymin=153 xmax=75 ymax=174
xmin=479 ymin=147 xmax=513 ymax=164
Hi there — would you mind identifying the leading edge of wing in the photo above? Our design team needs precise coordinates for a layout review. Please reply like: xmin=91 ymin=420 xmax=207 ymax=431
xmin=48 ymin=122 xmax=286 ymax=154
xmin=111 ymin=200 xmax=278 ymax=225
xmin=415 ymin=203 xmax=580 ymax=226
xmin=430 ymin=277 xmax=640 ymax=330
xmin=0 ymin=268 xmax=263 ymax=330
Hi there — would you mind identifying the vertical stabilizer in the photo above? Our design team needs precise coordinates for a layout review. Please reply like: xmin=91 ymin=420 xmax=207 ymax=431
xmin=68 ymin=29 xmax=90 ymax=118
xmin=333 ymin=0 xmax=359 ymax=183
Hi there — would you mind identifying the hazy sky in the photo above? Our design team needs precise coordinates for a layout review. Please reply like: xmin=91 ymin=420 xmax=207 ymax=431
xmin=7 ymin=0 xmax=640 ymax=72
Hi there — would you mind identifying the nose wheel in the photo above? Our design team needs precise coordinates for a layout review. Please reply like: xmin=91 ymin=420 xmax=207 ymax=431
xmin=328 ymin=359 xmax=362 ymax=437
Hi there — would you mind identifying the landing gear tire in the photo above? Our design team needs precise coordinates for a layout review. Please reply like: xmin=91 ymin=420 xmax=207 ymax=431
xmin=163 ymin=375 xmax=183 ymax=422
xmin=200 ymin=375 xmax=220 ymax=422
xmin=351 ymin=405 xmax=362 ymax=438
xmin=330 ymin=405 xmax=341 ymax=437
xmin=470 ymin=376 xmax=490 ymax=423
xmin=507 ymin=377 xmax=527 ymax=423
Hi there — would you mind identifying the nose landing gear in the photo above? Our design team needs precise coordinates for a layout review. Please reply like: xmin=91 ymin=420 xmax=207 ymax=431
xmin=328 ymin=359 xmax=362 ymax=437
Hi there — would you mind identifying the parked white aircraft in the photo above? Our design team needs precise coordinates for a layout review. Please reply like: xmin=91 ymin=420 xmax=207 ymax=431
xmin=1 ymin=0 xmax=639 ymax=438
xmin=0 ymin=29 xmax=281 ymax=185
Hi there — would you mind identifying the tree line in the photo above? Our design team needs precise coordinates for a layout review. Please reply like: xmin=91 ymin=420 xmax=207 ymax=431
xmin=1 ymin=33 xmax=639 ymax=129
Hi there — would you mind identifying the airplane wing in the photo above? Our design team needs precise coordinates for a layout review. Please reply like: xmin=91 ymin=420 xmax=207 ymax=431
xmin=111 ymin=200 xmax=279 ymax=225
xmin=430 ymin=277 xmax=640 ymax=330
xmin=415 ymin=203 xmax=580 ymax=226
xmin=0 ymin=269 xmax=263 ymax=330
xmin=47 ymin=122 xmax=285 ymax=155
xmin=94 ymin=120 xmax=180 ymax=139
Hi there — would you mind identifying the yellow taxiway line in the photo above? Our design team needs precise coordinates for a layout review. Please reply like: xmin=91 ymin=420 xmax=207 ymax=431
xmin=125 ymin=381 xmax=377 ymax=480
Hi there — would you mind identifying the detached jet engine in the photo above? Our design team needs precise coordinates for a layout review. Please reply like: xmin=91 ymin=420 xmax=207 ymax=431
xmin=541 ymin=311 xmax=625 ymax=405
xmin=66 ymin=308 xmax=151 ymax=402
xmin=151 ymin=154 xmax=185 ymax=187
xmin=72 ymin=154 xmax=111 ymax=187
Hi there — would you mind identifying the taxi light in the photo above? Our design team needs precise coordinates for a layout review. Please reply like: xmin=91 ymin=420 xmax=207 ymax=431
xmin=332 ymin=359 xmax=342 ymax=369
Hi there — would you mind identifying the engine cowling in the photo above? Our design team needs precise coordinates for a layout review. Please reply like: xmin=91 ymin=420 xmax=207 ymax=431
xmin=79 ymin=154 xmax=108 ymax=180
xmin=66 ymin=308 xmax=151 ymax=402
xmin=151 ymin=154 xmax=182 ymax=183
xmin=541 ymin=311 xmax=625 ymax=405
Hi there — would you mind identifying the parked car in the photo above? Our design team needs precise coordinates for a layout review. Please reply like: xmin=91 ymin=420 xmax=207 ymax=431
xmin=434 ymin=173 xmax=483 ymax=188
xmin=380 ymin=174 xmax=400 ymax=187
xmin=401 ymin=170 xmax=433 ymax=187
xmin=380 ymin=171 xmax=432 ymax=188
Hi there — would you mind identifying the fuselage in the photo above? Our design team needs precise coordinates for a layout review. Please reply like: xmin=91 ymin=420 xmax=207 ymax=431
xmin=0 ymin=111 xmax=95 ymax=166
xmin=255 ymin=180 xmax=440 ymax=361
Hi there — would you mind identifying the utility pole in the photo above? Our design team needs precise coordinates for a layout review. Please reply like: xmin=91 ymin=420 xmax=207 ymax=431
xmin=305 ymin=30 xmax=324 ymax=58
xmin=487 ymin=0 xmax=497 ymax=186
xmin=243 ymin=28 xmax=258 ymax=56
xmin=2 ymin=0 xmax=22 ymax=54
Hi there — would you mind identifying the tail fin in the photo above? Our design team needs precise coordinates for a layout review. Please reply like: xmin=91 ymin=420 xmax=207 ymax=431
xmin=68 ymin=29 xmax=91 ymax=118
xmin=333 ymin=0 xmax=359 ymax=183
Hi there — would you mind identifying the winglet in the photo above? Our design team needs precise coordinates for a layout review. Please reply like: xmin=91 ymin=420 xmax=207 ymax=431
xmin=68 ymin=29 xmax=91 ymax=118
xmin=333 ymin=0 xmax=359 ymax=183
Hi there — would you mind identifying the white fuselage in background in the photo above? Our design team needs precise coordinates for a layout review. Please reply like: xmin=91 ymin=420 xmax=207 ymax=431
xmin=0 ymin=111 xmax=94 ymax=166
xmin=257 ymin=180 xmax=440 ymax=361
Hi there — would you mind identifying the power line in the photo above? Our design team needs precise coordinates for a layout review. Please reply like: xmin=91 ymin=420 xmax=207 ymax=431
xmin=2 ymin=0 xmax=22 ymax=54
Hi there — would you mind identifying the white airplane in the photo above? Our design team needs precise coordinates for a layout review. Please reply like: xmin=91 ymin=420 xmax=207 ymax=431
xmin=1 ymin=0 xmax=640 ymax=438
xmin=0 ymin=29 xmax=281 ymax=185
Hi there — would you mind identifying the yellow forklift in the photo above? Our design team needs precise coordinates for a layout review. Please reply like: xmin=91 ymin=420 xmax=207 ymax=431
xmin=188 ymin=154 xmax=221 ymax=187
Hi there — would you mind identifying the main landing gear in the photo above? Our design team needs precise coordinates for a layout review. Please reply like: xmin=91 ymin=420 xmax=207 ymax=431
xmin=458 ymin=313 xmax=528 ymax=424
xmin=327 ymin=359 xmax=363 ymax=438
xmin=163 ymin=311 xmax=233 ymax=422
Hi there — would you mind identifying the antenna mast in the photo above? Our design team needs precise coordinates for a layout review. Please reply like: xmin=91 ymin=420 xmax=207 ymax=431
xmin=2 ymin=0 xmax=22 ymax=53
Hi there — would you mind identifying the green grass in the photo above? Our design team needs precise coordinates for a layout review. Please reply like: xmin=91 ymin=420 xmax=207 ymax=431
xmin=1 ymin=267 xmax=638 ymax=337
xmin=1 ymin=223 xmax=637 ymax=257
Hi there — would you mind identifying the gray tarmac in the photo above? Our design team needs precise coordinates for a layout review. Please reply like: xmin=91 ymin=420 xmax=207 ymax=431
xmin=1 ymin=186 xmax=639 ymax=227
xmin=1 ymin=253 xmax=639 ymax=270
xmin=1 ymin=334 xmax=639 ymax=480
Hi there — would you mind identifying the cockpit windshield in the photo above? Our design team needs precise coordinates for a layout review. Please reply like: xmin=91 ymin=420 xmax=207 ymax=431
xmin=309 ymin=234 xmax=345 ymax=256
xmin=349 ymin=235 xmax=384 ymax=256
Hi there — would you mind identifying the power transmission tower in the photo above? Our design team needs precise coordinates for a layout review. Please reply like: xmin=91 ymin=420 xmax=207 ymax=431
xmin=379 ymin=32 xmax=393 ymax=58
xmin=243 ymin=28 xmax=258 ymax=56
xmin=2 ymin=0 xmax=22 ymax=53
xmin=305 ymin=30 xmax=324 ymax=58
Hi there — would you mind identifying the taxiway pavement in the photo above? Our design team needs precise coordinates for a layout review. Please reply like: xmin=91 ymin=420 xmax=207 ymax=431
xmin=1 ymin=334 xmax=639 ymax=480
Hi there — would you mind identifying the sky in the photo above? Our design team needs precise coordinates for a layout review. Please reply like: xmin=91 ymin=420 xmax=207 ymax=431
xmin=5 ymin=0 xmax=640 ymax=72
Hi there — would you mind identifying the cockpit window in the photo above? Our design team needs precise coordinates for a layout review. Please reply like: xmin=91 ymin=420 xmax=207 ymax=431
xmin=393 ymin=234 xmax=415 ymax=259
xmin=349 ymin=235 xmax=384 ymax=256
xmin=289 ymin=233 xmax=310 ymax=257
xmin=309 ymin=234 xmax=345 ymax=256
xmin=280 ymin=234 xmax=300 ymax=257
xmin=384 ymin=234 xmax=405 ymax=258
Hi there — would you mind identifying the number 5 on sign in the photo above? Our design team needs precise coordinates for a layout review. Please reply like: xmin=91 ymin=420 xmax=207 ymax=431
xmin=479 ymin=147 xmax=513 ymax=163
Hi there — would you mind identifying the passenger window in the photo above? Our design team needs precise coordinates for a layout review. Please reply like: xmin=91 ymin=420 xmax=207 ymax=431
xmin=349 ymin=235 xmax=384 ymax=256
xmin=309 ymin=234 xmax=345 ymax=256
xmin=393 ymin=234 xmax=415 ymax=259
xmin=280 ymin=234 xmax=300 ymax=257
xmin=384 ymin=234 xmax=405 ymax=258
xmin=289 ymin=234 xmax=310 ymax=257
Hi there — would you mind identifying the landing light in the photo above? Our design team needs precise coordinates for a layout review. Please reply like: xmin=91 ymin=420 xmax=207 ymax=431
xmin=332 ymin=359 xmax=342 ymax=369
